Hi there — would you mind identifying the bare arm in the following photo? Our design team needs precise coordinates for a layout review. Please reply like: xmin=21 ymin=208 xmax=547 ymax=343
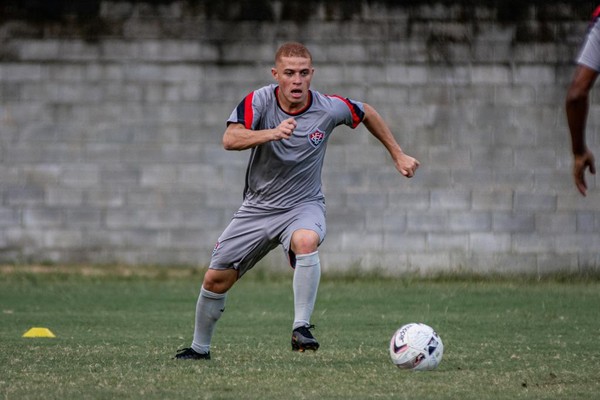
xmin=362 ymin=103 xmax=420 ymax=178
xmin=565 ymin=65 xmax=597 ymax=196
xmin=223 ymin=118 xmax=297 ymax=151
xmin=566 ymin=65 xmax=597 ymax=155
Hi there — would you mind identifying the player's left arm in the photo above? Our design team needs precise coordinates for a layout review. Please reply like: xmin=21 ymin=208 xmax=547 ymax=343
xmin=362 ymin=103 xmax=420 ymax=178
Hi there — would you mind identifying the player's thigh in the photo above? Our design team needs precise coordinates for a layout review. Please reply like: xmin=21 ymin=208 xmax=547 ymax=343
xmin=210 ymin=214 xmax=278 ymax=277
xmin=280 ymin=202 xmax=326 ymax=262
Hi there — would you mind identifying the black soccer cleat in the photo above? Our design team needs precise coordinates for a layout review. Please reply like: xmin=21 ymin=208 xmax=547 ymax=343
xmin=291 ymin=325 xmax=320 ymax=352
xmin=174 ymin=347 xmax=211 ymax=360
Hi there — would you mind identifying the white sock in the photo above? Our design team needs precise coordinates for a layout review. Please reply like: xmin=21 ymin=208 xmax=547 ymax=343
xmin=292 ymin=251 xmax=321 ymax=330
xmin=191 ymin=287 xmax=226 ymax=354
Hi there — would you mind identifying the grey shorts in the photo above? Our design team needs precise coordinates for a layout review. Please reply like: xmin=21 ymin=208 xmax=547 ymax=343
xmin=209 ymin=201 xmax=326 ymax=277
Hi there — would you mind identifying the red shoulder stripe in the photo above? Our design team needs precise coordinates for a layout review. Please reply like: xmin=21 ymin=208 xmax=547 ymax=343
xmin=244 ymin=91 xmax=254 ymax=129
xmin=329 ymin=95 xmax=364 ymax=128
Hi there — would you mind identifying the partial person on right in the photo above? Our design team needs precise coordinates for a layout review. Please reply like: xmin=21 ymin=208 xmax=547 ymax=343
xmin=566 ymin=5 xmax=599 ymax=196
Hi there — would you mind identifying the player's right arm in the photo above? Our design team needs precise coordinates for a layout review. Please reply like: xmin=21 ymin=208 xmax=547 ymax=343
xmin=223 ymin=118 xmax=296 ymax=151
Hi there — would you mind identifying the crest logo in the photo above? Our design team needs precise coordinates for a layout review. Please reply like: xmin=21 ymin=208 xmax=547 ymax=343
xmin=308 ymin=130 xmax=325 ymax=147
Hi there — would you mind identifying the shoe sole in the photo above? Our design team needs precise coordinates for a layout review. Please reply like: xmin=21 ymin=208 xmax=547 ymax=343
xmin=174 ymin=349 xmax=211 ymax=360
xmin=175 ymin=354 xmax=211 ymax=360
xmin=291 ymin=341 xmax=320 ymax=352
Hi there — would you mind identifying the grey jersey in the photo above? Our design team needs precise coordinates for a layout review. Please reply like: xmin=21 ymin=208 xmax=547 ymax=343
xmin=227 ymin=84 xmax=365 ymax=210
xmin=578 ymin=6 xmax=600 ymax=71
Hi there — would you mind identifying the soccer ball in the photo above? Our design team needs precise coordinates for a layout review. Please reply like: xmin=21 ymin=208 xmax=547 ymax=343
xmin=389 ymin=323 xmax=444 ymax=371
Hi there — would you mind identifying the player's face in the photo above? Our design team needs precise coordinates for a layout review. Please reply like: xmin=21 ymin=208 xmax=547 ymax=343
xmin=272 ymin=56 xmax=314 ymax=111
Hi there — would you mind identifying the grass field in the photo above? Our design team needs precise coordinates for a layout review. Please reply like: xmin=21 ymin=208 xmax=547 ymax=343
xmin=1 ymin=265 xmax=599 ymax=400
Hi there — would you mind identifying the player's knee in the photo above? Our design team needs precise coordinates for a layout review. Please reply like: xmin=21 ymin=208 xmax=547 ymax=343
xmin=203 ymin=268 xmax=237 ymax=294
xmin=291 ymin=229 xmax=319 ymax=254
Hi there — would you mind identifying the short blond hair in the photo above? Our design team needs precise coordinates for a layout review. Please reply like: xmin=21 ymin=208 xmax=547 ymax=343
xmin=275 ymin=42 xmax=312 ymax=64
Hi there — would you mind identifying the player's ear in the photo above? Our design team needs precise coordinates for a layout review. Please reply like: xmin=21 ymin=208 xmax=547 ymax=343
xmin=271 ymin=67 xmax=278 ymax=80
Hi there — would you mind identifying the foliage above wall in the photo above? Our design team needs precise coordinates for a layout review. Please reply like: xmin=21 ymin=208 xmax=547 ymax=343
xmin=0 ymin=0 xmax=597 ymax=42
xmin=1 ymin=0 xmax=598 ymax=22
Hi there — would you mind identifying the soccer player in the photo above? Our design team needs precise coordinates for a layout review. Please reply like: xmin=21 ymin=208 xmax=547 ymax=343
xmin=566 ymin=6 xmax=599 ymax=196
xmin=175 ymin=42 xmax=419 ymax=360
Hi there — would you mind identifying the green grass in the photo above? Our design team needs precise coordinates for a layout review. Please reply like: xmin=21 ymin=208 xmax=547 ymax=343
xmin=1 ymin=266 xmax=599 ymax=399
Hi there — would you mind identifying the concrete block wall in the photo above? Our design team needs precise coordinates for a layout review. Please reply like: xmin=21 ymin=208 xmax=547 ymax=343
xmin=1 ymin=1 xmax=599 ymax=275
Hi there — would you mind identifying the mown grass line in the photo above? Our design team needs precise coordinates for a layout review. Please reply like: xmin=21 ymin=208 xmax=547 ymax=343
xmin=1 ymin=265 xmax=599 ymax=399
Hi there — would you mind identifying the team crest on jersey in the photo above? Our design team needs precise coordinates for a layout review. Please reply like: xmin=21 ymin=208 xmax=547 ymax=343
xmin=309 ymin=130 xmax=325 ymax=147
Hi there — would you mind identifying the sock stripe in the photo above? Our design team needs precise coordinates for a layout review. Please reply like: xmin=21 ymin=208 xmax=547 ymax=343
xmin=201 ymin=287 xmax=227 ymax=299
xmin=295 ymin=251 xmax=320 ymax=267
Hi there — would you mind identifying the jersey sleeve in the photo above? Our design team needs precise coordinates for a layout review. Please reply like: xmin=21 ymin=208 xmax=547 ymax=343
xmin=227 ymin=91 xmax=255 ymax=129
xmin=327 ymin=95 xmax=365 ymax=129
xmin=577 ymin=6 xmax=600 ymax=72
xmin=227 ymin=85 xmax=272 ymax=130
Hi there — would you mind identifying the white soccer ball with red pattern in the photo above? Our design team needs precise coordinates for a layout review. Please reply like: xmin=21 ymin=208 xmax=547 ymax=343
xmin=389 ymin=323 xmax=443 ymax=371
